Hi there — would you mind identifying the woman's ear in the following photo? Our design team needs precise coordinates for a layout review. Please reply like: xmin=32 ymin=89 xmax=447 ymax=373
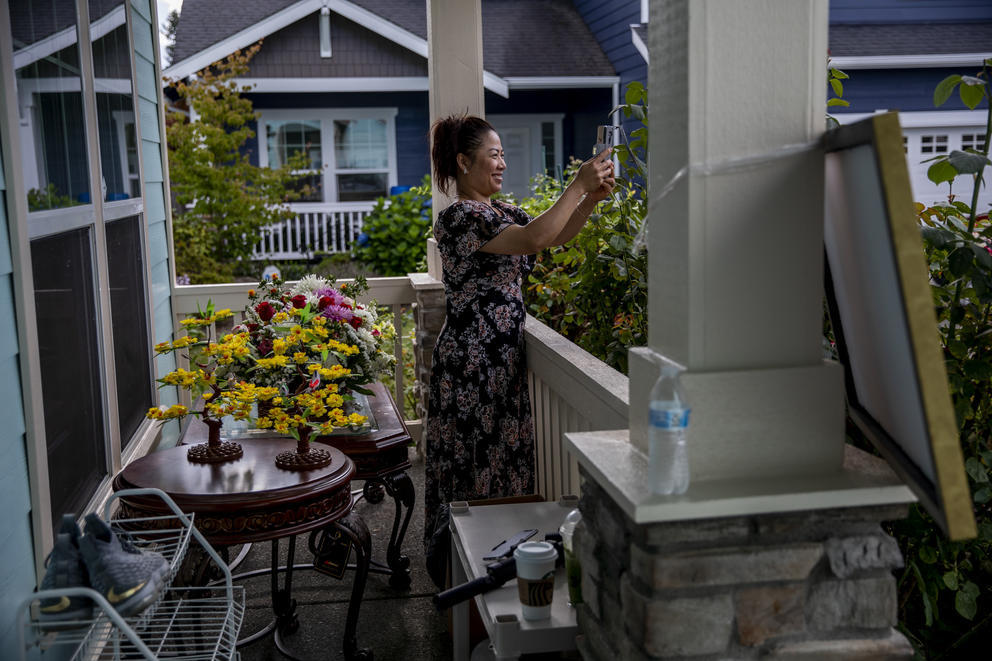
xmin=456 ymin=153 xmax=469 ymax=175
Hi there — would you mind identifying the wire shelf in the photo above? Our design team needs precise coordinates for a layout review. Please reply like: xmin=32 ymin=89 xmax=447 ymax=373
xmin=17 ymin=489 xmax=243 ymax=661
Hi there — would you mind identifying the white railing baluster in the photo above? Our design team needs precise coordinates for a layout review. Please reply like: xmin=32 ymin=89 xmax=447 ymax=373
xmin=252 ymin=203 xmax=374 ymax=261
xmin=524 ymin=315 xmax=629 ymax=502
xmin=392 ymin=303 xmax=405 ymax=411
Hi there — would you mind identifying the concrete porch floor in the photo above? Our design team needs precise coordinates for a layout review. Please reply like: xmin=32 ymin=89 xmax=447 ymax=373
xmin=234 ymin=445 xmax=453 ymax=661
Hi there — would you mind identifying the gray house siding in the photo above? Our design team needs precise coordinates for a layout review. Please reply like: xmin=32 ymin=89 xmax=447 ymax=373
xmin=829 ymin=0 xmax=992 ymax=23
xmin=248 ymin=12 xmax=427 ymax=78
xmin=0 ymin=139 xmax=37 ymax=661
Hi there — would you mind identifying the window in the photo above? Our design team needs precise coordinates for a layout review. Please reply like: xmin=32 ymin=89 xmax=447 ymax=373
xmin=962 ymin=133 xmax=987 ymax=151
xmin=258 ymin=109 xmax=397 ymax=203
xmin=266 ymin=119 xmax=322 ymax=201
xmin=333 ymin=119 xmax=390 ymax=201
xmin=920 ymin=134 xmax=948 ymax=154
xmin=7 ymin=0 xmax=151 ymax=522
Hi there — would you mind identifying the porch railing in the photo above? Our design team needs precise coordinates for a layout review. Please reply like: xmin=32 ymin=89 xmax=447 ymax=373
xmin=170 ymin=282 xmax=629 ymax=500
xmin=170 ymin=277 xmax=418 ymax=437
xmin=524 ymin=315 xmax=630 ymax=502
xmin=253 ymin=202 xmax=375 ymax=261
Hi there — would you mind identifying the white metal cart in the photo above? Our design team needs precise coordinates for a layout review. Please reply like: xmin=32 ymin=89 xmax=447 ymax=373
xmin=16 ymin=488 xmax=245 ymax=660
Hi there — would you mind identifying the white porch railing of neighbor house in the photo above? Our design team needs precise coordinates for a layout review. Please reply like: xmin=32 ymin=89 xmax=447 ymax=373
xmin=525 ymin=315 xmax=630 ymax=502
xmin=170 ymin=276 xmax=418 ymax=438
xmin=252 ymin=202 xmax=375 ymax=261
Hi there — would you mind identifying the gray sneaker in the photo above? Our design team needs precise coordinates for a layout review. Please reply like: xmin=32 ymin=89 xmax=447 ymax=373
xmin=37 ymin=515 xmax=92 ymax=624
xmin=78 ymin=513 xmax=169 ymax=618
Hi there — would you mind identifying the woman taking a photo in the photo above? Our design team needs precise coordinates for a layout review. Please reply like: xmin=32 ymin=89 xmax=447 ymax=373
xmin=424 ymin=115 xmax=615 ymax=575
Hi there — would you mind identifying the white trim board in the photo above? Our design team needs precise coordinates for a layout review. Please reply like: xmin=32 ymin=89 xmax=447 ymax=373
xmin=836 ymin=109 xmax=987 ymax=129
xmin=163 ymin=0 xmax=511 ymax=97
xmin=830 ymin=53 xmax=992 ymax=70
xmin=631 ymin=24 xmax=649 ymax=64
xmin=502 ymin=76 xmax=620 ymax=89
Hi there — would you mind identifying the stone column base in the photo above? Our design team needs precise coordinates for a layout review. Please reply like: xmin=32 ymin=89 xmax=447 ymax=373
xmin=574 ymin=470 xmax=913 ymax=660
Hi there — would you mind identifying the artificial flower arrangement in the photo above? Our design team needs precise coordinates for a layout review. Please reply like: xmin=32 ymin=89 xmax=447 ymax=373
xmin=147 ymin=274 xmax=395 ymax=469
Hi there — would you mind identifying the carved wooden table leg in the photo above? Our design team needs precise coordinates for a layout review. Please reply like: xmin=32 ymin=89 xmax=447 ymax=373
xmin=330 ymin=511 xmax=373 ymax=661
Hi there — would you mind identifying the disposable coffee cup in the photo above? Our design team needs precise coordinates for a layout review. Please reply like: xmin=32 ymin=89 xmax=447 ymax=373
xmin=513 ymin=541 xmax=557 ymax=620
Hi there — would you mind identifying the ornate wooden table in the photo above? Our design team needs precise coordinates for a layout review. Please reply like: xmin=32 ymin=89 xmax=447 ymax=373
xmin=112 ymin=437 xmax=373 ymax=660
xmin=182 ymin=382 xmax=416 ymax=588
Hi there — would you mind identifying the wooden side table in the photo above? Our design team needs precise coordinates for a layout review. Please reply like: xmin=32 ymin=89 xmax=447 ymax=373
xmin=181 ymin=382 xmax=416 ymax=588
xmin=113 ymin=437 xmax=373 ymax=660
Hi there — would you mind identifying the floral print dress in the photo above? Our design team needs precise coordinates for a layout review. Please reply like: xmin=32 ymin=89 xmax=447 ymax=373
xmin=424 ymin=199 xmax=536 ymax=545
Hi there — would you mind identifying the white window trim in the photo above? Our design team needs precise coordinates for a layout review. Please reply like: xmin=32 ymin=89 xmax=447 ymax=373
xmin=257 ymin=107 xmax=398 ymax=203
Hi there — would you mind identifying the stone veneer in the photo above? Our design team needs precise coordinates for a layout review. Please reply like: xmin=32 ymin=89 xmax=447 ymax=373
xmin=410 ymin=274 xmax=446 ymax=441
xmin=573 ymin=469 xmax=914 ymax=660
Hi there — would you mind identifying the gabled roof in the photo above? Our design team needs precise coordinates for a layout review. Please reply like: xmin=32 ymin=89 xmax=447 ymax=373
xmin=166 ymin=0 xmax=615 ymax=93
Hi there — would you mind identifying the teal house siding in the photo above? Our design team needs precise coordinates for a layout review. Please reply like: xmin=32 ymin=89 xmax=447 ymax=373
xmin=132 ymin=0 xmax=180 ymax=446
xmin=0 ymin=140 xmax=38 ymax=659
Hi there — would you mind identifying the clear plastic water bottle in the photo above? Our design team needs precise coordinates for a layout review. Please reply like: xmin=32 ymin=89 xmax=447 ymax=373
xmin=558 ymin=509 xmax=583 ymax=605
xmin=649 ymin=365 xmax=691 ymax=495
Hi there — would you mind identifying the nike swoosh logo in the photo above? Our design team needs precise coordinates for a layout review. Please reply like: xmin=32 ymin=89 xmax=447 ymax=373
xmin=107 ymin=581 xmax=146 ymax=604
xmin=40 ymin=596 xmax=71 ymax=613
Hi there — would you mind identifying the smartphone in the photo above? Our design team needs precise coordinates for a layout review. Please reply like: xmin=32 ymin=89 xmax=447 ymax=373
xmin=593 ymin=124 xmax=617 ymax=158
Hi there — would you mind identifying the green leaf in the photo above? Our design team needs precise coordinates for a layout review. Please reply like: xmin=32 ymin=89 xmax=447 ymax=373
xmin=962 ymin=581 xmax=980 ymax=598
xmin=943 ymin=571 xmax=959 ymax=590
xmin=965 ymin=457 xmax=990 ymax=483
xmin=973 ymin=487 xmax=992 ymax=504
xmin=959 ymin=76 xmax=986 ymax=110
xmin=927 ymin=159 xmax=958 ymax=185
xmin=919 ymin=546 xmax=938 ymax=564
xmin=934 ymin=75 xmax=962 ymax=107
xmin=827 ymin=98 xmax=850 ymax=107
xmin=922 ymin=587 xmax=935 ymax=626
xmin=955 ymin=588 xmax=977 ymax=620
xmin=948 ymin=150 xmax=990 ymax=175
xmin=948 ymin=247 xmax=973 ymax=277
xmin=830 ymin=78 xmax=844 ymax=97
xmin=625 ymin=81 xmax=645 ymax=104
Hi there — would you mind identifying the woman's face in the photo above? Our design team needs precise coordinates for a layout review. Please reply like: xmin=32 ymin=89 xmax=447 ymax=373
xmin=459 ymin=130 xmax=505 ymax=199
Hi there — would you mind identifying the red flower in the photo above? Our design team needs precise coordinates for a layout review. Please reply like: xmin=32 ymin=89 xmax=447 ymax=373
xmin=348 ymin=316 xmax=363 ymax=329
xmin=318 ymin=296 xmax=333 ymax=311
xmin=256 ymin=301 xmax=275 ymax=322
xmin=291 ymin=294 xmax=307 ymax=309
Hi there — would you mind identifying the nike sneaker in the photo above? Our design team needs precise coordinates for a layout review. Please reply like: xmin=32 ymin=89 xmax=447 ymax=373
xmin=37 ymin=515 xmax=92 ymax=624
xmin=78 ymin=513 xmax=169 ymax=618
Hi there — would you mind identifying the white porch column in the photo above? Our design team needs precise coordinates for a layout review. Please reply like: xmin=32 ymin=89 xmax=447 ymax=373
xmin=426 ymin=0 xmax=485 ymax=279
xmin=627 ymin=0 xmax=846 ymax=483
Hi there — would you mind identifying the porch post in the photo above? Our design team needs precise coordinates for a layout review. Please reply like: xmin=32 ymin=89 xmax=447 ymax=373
xmin=566 ymin=2 xmax=915 ymax=657
xmin=627 ymin=0 xmax=844 ymax=482
xmin=426 ymin=0 xmax=485 ymax=280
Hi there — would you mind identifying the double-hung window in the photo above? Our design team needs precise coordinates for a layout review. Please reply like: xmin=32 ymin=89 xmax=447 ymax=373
xmin=258 ymin=109 xmax=397 ymax=203
xmin=6 ymin=0 xmax=154 ymax=524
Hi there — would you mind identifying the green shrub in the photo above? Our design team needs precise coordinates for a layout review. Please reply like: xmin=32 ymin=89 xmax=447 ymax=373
xmin=892 ymin=59 xmax=992 ymax=656
xmin=352 ymin=176 xmax=432 ymax=276
xmin=522 ymin=82 xmax=649 ymax=373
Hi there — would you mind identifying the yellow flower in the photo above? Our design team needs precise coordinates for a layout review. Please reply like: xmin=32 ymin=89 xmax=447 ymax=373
xmin=256 ymin=355 xmax=289 ymax=369
xmin=293 ymin=352 xmax=308 ymax=364
xmin=273 ymin=312 xmax=289 ymax=323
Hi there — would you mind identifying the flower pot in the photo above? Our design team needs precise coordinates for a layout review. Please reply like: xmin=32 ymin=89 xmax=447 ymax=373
xmin=187 ymin=418 xmax=243 ymax=463
xmin=274 ymin=427 xmax=332 ymax=470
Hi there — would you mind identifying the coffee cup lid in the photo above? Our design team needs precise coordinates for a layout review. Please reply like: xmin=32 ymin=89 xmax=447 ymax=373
xmin=514 ymin=541 xmax=557 ymax=562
